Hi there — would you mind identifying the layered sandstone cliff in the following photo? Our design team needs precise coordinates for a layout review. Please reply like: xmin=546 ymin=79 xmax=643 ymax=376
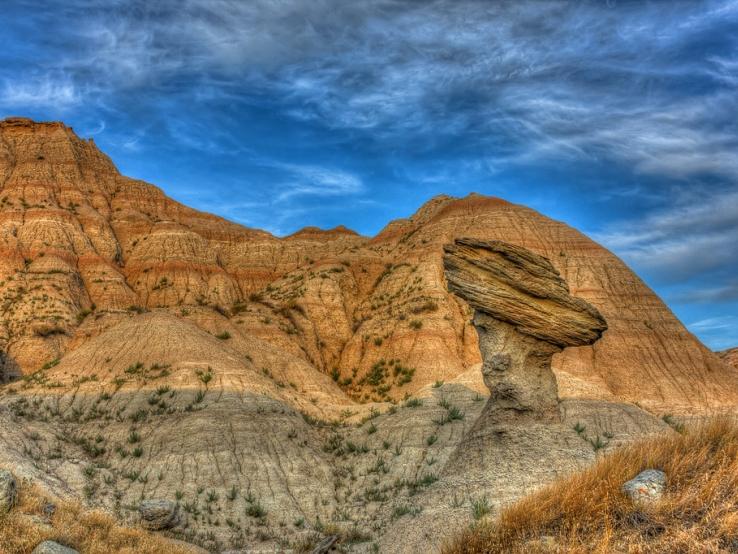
xmin=0 ymin=117 xmax=736 ymax=415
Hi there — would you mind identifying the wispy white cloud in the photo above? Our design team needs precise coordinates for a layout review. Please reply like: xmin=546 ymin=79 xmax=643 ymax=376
xmin=688 ymin=315 xmax=738 ymax=350
xmin=246 ymin=1 xmax=738 ymax=184
xmin=274 ymin=164 xmax=364 ymax=201
xmin=81 ymin=120 xmax=106 ymax=135
xmin=594 ymin=189 xmax=738 ymax=282
xmin=675 ymin=281 xmax=738 ymax=303
xmin=165 ymin=162 xmax=364 ymax=234
xmin=5 ymin=0 xmax=737 ymax=187
xmin=691 ymin=316 xmax=737 ymax=331
xmin=0 ymin=75 xmax=81 ymax=109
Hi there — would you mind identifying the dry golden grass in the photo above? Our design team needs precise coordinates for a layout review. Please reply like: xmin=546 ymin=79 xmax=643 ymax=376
xmin=0 ymin=478 xmax=195 ymax=554
xmin=444 ymin=417 xmax=738 ymax=554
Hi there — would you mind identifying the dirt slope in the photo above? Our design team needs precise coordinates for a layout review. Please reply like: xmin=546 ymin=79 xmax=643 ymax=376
xmin=719 ymin=347 xmax=738 ymax=370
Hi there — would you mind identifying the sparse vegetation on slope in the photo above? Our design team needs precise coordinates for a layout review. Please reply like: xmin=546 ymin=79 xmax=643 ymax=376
xmin=443 ymin=417 xmax=738 ymax=554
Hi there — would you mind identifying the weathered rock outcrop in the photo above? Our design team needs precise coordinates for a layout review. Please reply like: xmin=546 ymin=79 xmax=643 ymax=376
xmin=377 ymin=239 xmax=647 ymax=554
xmin=31 ymin=541 xmax=79 ymax=554
xmin=443 ymin=238 xmax=607 ymax=421
xmin=138 ymin=499 xmax=181 ymax=531
xmin=0 ymin=468 xmax=17 ymax=512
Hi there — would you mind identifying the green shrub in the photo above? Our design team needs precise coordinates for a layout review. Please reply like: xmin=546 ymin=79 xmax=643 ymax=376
xmin=472 ymin=496 xmax=491 ymax=520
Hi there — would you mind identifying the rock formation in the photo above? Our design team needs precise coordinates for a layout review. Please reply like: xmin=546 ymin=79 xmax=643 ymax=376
xmin=0 ymin=118 xmax=737 ymax=553
xmin=0 ymin=118 xmax=736 ymax=414
xmin=441 ymin=237 xmax=610 ymax=470
xmin=443 ymin=238 xmax=607 ymax=422
xmin=138 ymin=499 xmax=181 ymax=531
xmin=377 ymin=239 xmax=647 ymax=554
xmin=0 ymin=468 xmax=17 ymax=512
xmin=32 ymin=542 xmax=79 ymax=554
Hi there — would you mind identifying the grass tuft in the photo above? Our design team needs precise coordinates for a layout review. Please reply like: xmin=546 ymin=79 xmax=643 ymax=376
xmin=0 ymin=478 xmax=193 ymax=553
xmin=443 ymin=417 xmax=738 ymax=554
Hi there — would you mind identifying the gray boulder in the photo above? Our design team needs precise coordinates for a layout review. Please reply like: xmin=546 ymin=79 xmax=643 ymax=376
xmin=622 ymin=469 xmax=666 ymax=503
xmin=32 ymin=541 xmax=79 ymax=554
xmin=0 ymin=469 xmax=17 ymax=512
xmin=139 ymin=499 xmax=180 ymax=530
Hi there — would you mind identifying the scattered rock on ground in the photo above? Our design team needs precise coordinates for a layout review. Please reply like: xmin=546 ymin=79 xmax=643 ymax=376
xmin=32 ymin=541 xmax=79 ymax=554
xmin=139 ymin=499 xmax=180 ymax=530
xmin=622 ymin=469 xmax=666 ymax=503
xmin=311 ymin=535 xmax=339 ymax=553
xmin=0 ymin=469 xmax=17 ymax=512
xmin=42 ymin=501 xmax=57 ymax=519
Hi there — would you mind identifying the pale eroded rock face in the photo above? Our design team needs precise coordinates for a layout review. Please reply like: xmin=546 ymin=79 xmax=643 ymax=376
xmin=378 ymin=239 xmax=623 ymax=554
xmin=0 ymin=118 xmax=738 ymax=413
xmin=0 ymin=118 xmax=736 ymax=414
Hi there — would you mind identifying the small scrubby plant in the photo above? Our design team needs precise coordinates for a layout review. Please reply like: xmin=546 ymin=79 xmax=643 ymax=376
xmin=472 ymin=496 xmax=491 ymax=520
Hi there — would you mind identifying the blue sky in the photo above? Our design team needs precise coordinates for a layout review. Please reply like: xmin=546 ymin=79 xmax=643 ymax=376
xmin=0 ymin=0 xmax=737 ymax=350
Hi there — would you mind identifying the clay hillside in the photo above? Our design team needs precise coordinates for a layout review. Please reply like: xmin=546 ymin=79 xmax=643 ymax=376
xmin=1 ymin=117 xmax=737 ymax=553
xmin=719 ymin=347 xmax=738 ymax=369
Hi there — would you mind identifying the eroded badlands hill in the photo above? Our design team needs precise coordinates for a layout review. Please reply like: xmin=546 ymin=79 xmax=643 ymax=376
xmin=0 ymin=117 xmax=737 ymax=552
xmin=719 ymin=347 xmax=738 ymax=370
xmin=0 ymin=117 xmax=735 ymax=414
